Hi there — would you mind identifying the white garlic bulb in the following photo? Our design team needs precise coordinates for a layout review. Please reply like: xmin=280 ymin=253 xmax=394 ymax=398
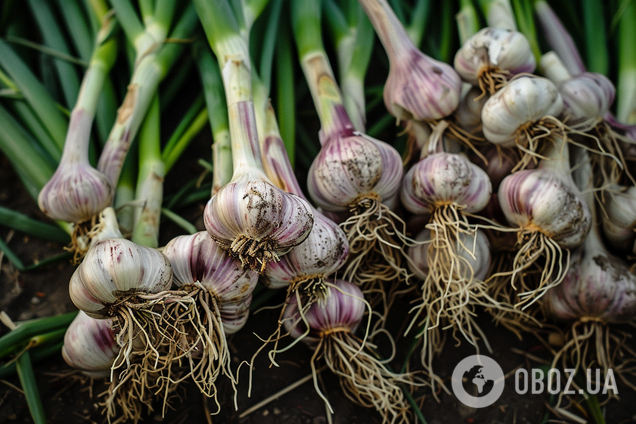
xmin=559 ymin=72 xmax=615 ymax=122
xmin=69 ymin=238 xmax=173 ymax=319
xmin=62 ymin=311 xmax=119 ymax=378
xmin=163 ymin=231 xmax=259 ymax=334
xmin=481 ymin=76 xmax=563 ymax=147
xmin=408 ymin=228 xmax=491 ymax=281
xmin=454 ymin=27 xmax=536 ymax=91
xmin=455 ymin=86 xmax=489 ymax=133
xmin=400 ymin=152 xmax=492 ymax=215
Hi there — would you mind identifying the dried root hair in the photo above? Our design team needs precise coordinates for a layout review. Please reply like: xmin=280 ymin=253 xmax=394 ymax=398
xmin=66 ymin=214 xmax=104 ymax=264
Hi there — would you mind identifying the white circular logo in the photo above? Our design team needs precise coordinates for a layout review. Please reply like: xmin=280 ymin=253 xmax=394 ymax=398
xmin=451 ymin=355 xmax=505 ymax=408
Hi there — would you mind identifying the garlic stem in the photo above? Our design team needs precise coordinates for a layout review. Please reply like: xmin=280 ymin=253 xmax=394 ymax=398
xmin=97 ymin=5 xmax=197 ymax=189
xmin=534 ymin=0 xmax=586 ymax=75
xmin=357 ymin=0 xmax=414 ymax=63
xmin=540 ymin=51 xmax=572 ymax=86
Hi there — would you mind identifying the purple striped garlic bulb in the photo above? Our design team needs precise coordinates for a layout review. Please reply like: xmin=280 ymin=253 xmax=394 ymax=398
xmin=400 ymin=152 xmax=491 ymax=215
xmin=163 ymin=231 xmax=258 ymax=334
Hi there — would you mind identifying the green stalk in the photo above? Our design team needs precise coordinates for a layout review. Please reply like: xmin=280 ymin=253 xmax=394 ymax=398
xmin=8 ymin=100 xmax=60 ymax=163
xmin=512 ymin=0 xmax=541 ymax=64
xmin=161 ymin=95 xmax=205 ymax=166
xmin=407 ymin=0 xmax=433 ymax=46
xmin=275 ymin=18 xmax=296 ymax=166
xmin=132 ymin=95 xmax=164 ymax=248
xmin=26 ymin=0 xmax=81 ymax=109
xmin=325 ymin=0 xmax=374 ymax=131
xmin=56 ymin=0 xmax=93 ymax=62
xmin=0 ymin=341 xmax=63 ymax=379
xmin=0 ymin=311 xmax=78 ymax=360
xmin=194 ymin=0 xmax=263 ymax=175
xmin=457 ymin=0 xmax=480 ymax=44
xmin=478 ymin=0 xmax=517 ymax=30
xmin=195 ymin=43 xmax=233 ymax=193
xmin=438 ymin=0 xmax=455 ymax=63
xmin=0 ymin=104 xmax=55 ymax=192
xmin=163 ymin=109 xmax=208 ymax=174
xmin=114 ymin=150 xmax=137 ymax=236
xmin=242 ymin=0 xmax=272 ymax=31
xmin=582 ymin=0 xmax=608 ymax=75
xmin=617 ymin=0 xmax=636 ymax=124
xmin=293 ymin=0 xmax=351 ymax=137
xmin=109 ymin=0 xmax=145 ymax=46
xmin=97 ymin=5 xmax=196 ymax=189
xmin=16 ymin=351 xmax=46 ymax=424
xmin=0 ymin=207 xmax=70 ymax=244
xmin=0 ymin=40 xmax=67 ymax=151
xmin=139 ymin=0 xmax=155 ymax=26
xmin=160 ymin=208 xmax=197 ymax=234
xmin=0 ymin=237 xmax=24 ymax=270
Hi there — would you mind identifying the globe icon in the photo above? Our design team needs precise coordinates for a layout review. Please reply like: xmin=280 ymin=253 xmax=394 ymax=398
xmin=462 ymin=365 xmax=495 ymax=397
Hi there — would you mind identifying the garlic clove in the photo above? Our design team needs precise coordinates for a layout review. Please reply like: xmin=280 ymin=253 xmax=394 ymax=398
xmin=69 ymin=238 xmax=173 ymax=319
xmin=203 ymin=170 xmax=315 ymax=273
xmin=400 ymin=152 xmax=492 ymax=215
xmin=481 ymin=76 xmax=563 ymax=147
xmin=455 ymin=85 xmax=489 ymax=133
xmin=454 ymin=27 xmax=536 ymax=92
xmin=62 ymin=311 xmax=119 ymax=378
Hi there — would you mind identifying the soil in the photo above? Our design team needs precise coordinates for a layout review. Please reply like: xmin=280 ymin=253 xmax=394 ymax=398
xmin=2 ymin=138 xmax=636 ymax=424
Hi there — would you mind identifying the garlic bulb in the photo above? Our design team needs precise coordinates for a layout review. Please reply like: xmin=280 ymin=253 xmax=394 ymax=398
xmin=163 ymin=231 xmax=259 ymax=334
xmin=408 ymin=228 xmax=491 ymax=281
xmin=454 ymin=28 xmax=536 ymax=94
xmin=400 ymin=152 xmax=491 ymax=215
xmin=69 ymin=238 xmax=173 ymax=319
xmin=308 ymin=125 xmax=403 ymax=213
xmin=38 ymin=109 xmax=114 ymax=223
xmin=472 ymin=145 xmax=519 ymax=191
xmin=204 ymin=171 xmax=315 ymax=273
xmin=263 ymin=211 xmax=349 ymax=290
xmin=544 ymin=249 xmax=636 ymax=324
xmin=499 ymin=170 xmax=591 ymax=249
xmin=203 ymin=60 xmax=315 ymax=273
xmin=62 ymin=311 xmax=119 ymax=379
xmin=559 ymin=73 xmax=615 ymax=123
xmin=358 ymin=0 xmax=461 ymax=121
xmin=481 ymin=76 xmax=563 ymax=147
xmin=601 ymin=185 xmax=636 ymax=251
xmin=282 ymin=278 xmax=415 ymax=423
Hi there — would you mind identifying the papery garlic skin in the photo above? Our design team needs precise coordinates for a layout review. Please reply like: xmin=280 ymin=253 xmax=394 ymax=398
xmin=163 ymin=231 xmax=258 ymax=334
xmin=263 ymin=211 xmax=349 ymax=289
xmin=203 ymin=170 xmax=315 ymax=271
xmin=400 ymin=152 xmax=492 ymax=215
xmin=62 ymin=311 xmax=119 ymax=378
xmin=498 ymin=169 xmax=591 ymax=248
xmin=307 ymin=130 xmax=403 ymax=213
xmin=408 ymin=228 xmax=491 ymax=281
xmin=544 ymin=248 xmax=636 ymax=324
xmin=283 ymin=279 xmax=365 ymax=345
xmin=454 ymin=28 xmax=536 ymax=86
xmin=69 ymin=238 xmax=173 ymax=319
xmin=481 ymin=76 xmax=563 ymax=147
xmin=384 ymin=50 xmax=462 ymax=122
xmin=559 ymin=73 xmax=615 ymax=122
